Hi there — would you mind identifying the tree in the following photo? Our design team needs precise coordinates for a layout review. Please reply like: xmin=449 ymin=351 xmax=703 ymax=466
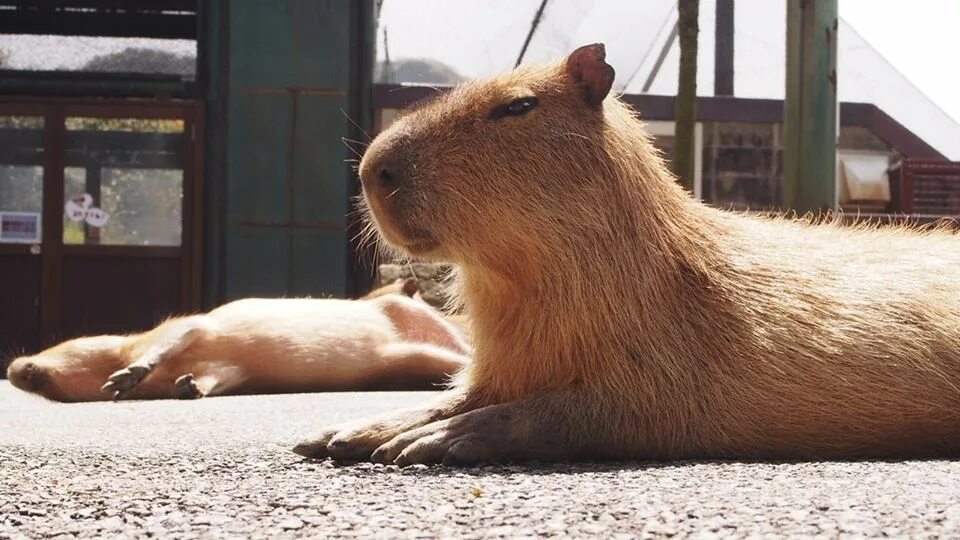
xmin=82 ymin=47 xmax=194 ymax=78
xmin=375 ymin=58 xmax=463 ymax=85
xmin=672 ymin=0 xmax=699 ymax=191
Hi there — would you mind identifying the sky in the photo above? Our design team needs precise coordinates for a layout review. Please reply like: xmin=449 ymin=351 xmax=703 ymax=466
xmin=373 ymin=0 xmax=960 ymax=159
xmin=839 ymin=0 xmax=960 ymax=124
xmin=0 ymin=1 xmax=956 ymax=156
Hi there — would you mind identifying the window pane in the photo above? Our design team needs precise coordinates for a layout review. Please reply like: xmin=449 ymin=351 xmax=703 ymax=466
xmin=63 ymin=118 xmax=184 ymax=246
xmin=0 ymin=116 xmax=44 ymax=244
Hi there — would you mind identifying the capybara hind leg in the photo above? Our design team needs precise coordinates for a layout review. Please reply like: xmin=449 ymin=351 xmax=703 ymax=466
xmin=374 ymin=343 xmax=469 ymax=390
xmin=173 ymin=374 xmax=204 ymax=399
xmin=173 ymin=365 xmax=245 ymax=399
xmin=293 ymin=390 xmax=474 ymax=461
xmin=102 ymin=316 xmax=212 ymax=400
xmin=371 ymin=390 xmax=587 ymax=466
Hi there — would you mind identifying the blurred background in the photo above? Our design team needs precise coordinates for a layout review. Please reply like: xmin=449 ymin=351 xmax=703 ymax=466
xmin=0 ymin=1 xmax=958 ymax=362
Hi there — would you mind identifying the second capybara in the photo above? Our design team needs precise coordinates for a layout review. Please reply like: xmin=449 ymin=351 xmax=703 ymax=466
xmin=294 ymin=44 xmax=960 ymax=464
xmin=7 ymin=282 xmax=470 ymax=402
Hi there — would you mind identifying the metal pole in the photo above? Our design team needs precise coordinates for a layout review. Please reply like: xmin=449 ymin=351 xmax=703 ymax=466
xmin=642 ymin=23 xmax=679 ymax=93
xmin=783 ymin=0 xmax=837 ymax=214
xmin=515 ymin=0 xmax=550 ymax=68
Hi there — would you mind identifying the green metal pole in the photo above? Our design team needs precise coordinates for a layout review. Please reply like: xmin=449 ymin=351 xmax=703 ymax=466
xmin=783 ymin=0 xmax=837 ymax=214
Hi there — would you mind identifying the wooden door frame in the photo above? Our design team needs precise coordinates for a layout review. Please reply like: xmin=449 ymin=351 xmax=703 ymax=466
xmin=0 ymin=97 xmax=203 ymax=347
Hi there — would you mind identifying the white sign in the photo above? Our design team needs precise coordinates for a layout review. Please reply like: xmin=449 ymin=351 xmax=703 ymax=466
xmin=65 ymin=200 xmax=87 ymax=222
xmin=84 ymin=207 xmax=110 ymax=228
xmin=0 ymin=212 xmax=42 ymax=243
xmin=64 ymin=193 xmax=110 ymax=228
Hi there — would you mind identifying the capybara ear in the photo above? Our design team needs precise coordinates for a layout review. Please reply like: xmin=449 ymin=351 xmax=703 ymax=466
xmin=565 ymin=43 xmax=615 ymax=109
xmin=401 ymin=278 xmax=420 ymax=297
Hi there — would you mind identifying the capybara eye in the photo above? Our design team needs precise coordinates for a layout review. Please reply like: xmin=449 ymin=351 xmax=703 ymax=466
xmin=489 ymin=97 xmax=539 ymax=120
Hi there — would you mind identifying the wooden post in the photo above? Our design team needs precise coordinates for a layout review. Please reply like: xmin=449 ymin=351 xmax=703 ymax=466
xmin=672 ymin=0 xmax=699 ymax=192
xmin=783 ymin=0 xmax=838 ymax=213
xmin=714 ymin=0 xmax=734 ymax=96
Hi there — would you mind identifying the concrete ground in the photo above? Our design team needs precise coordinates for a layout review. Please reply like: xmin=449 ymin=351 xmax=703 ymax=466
xmin=2 ymin=382 xmax=960 ymax=539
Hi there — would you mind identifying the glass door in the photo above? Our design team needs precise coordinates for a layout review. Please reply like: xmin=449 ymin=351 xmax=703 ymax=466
xmin=0 ymin=100 xmax=202 ymax=366
xmin=0 ymin=109 xmax=46 ymax=361
xmin=56 ymin=104 xmax=201 ymax=340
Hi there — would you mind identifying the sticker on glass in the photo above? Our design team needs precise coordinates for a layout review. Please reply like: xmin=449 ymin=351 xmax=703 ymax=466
xmin=84 ymin=208 xmax=110 ymax=228
xmin=65 ymin=193 xmax=109 ymax=228
xmin=0 ymin=212 xmax=42 ymax=243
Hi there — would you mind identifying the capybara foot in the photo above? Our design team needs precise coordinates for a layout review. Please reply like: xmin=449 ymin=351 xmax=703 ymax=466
xmin=294 ymin=416 xmax=427 ymax=462
xmin=371 ymin=400 xmax=578 ymax=466
xmin=173 ymin=373 xmax=204 ymax=399
xmin=294 ymin=391 xmax=474 ymax=461
xmin=101 ymin=365 xmax=152 ymax=400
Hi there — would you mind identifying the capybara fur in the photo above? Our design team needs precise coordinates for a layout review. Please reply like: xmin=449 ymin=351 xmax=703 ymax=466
xmin=7 ymin=283 xmax=470 ymax=402
xmin=294 ymin=44 xmax=960 ymax=464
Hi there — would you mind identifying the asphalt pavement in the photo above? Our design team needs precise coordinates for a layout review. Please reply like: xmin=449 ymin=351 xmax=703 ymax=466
xmin=2 ymin=381 xmax=960 ymax=538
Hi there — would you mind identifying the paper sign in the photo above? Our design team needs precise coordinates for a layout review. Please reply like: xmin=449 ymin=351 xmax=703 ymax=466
xmin=65 ymin=193 xmax=109 ymax=228
xmin=84 ymin=207 xmax=110 ymax=228
xmin=0 ymin=212 xmax=42 ymax=243
xmin=65 ymin=200 xmax=87 ymax=222
xmin=72 ymin=194 xmax=93 ymax=209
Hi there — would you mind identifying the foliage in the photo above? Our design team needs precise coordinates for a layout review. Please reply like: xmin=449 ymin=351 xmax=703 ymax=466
xmin=81 ymin=47 xmax=194 ymax=78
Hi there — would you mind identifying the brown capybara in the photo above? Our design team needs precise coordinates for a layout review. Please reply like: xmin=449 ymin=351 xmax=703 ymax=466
xmin=6 ymin=282 xmax=470 ymax=402
xmin=294 ymin=44 xmax=960 ymax=465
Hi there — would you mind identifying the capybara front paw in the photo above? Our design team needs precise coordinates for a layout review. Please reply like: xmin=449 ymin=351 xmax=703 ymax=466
xmin=293 ymin=424 xmax=396 ymax=462
xmin=101 ymin=365 xmax=151 ymax=400
xmin=293 ymin=392 xmax=474 ymax=462
xmin=173 ymin=373 xmax=203 ymax=399
xmin=371 ymin=417 xmax=497 ymax=466
xmin=292 ymin=428 xmax=341 ymax=460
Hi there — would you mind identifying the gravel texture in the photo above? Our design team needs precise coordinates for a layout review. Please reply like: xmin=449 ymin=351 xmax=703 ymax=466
xmin=2 ymin=381 xmax=960 ymax=538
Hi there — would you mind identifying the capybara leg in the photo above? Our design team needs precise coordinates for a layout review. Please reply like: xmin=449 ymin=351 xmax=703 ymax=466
xmin=173 ymin=365 xmax=244 ymax=399
xmin=370 ymin=391 xmax=587 ymax=466
xmin=102 ymin=316 xmax=212 ymax=400
xmin=173 ymin=374 xmax=204 ymax=399
xmin=374 ymin=343 xmax=469 ymax=390
xmin=293 ymin=390 xmax=475 ymax=461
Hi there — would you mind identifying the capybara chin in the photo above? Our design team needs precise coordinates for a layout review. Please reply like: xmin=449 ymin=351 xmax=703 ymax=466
xmin=294 ymin=43 xmax=960 ymax=465
xmin=7 ymin=284 xmax=470 ymax=403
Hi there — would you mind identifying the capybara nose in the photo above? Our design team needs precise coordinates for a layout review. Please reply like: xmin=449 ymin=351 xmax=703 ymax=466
xmin=7 ymin=359 xmax=41 ymax=392
xmin=363 ymin=162 xmax=400 ymax=191
xmin=377 ymin=166 xmax=399 ymax=189
xmin=360 ymin=154 xmax=403 ymax=192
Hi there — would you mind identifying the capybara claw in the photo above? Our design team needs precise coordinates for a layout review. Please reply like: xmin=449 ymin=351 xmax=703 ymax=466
xmin=369 ymin=445 xmax=392 ymax=464
xmin=173 ymin=373 xmax=203 ymax=399
xmin=103 ymin=365 xmax=151 ymax=400
xmin=292 ymin=429 xmax=340 ymax=460
xmin=325 ymin=436 xmax=374 ymax=462
xmin=292 ymin=440 xmax=329 ymax=459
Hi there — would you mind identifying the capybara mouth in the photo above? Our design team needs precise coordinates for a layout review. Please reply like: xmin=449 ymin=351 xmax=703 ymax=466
xmin=399 ymin=229 xmax=441 ymax=254
xmin=373 ymin=214 xmax=440 ymax=254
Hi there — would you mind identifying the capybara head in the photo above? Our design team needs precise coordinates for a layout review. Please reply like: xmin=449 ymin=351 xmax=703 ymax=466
xmin=359 ymin=44 xmax=619 ymax=271
xmin=6 ymin=335 xmax=128 ymax=402
xmin=359 ymin=277 xmax=421 ymax=300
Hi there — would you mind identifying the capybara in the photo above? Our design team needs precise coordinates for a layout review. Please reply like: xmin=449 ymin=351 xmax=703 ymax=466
xmin=294 ymin=44 xmax=960 ymax=465
xmin=6 ymin=282 xmax=470 ymax=402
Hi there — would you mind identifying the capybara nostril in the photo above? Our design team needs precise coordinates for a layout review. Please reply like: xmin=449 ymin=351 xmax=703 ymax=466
xmin=7 ymin=360 xmax=41 ymax=392
xmin=378 ymin=166 xmax=399 ymax=189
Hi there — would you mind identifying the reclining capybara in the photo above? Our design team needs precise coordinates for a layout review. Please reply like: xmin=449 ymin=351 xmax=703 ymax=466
xmin=294 ymin=44 xmax=960 ymax=464
xmin=6 ymin=280 xmax=470 ymax=402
